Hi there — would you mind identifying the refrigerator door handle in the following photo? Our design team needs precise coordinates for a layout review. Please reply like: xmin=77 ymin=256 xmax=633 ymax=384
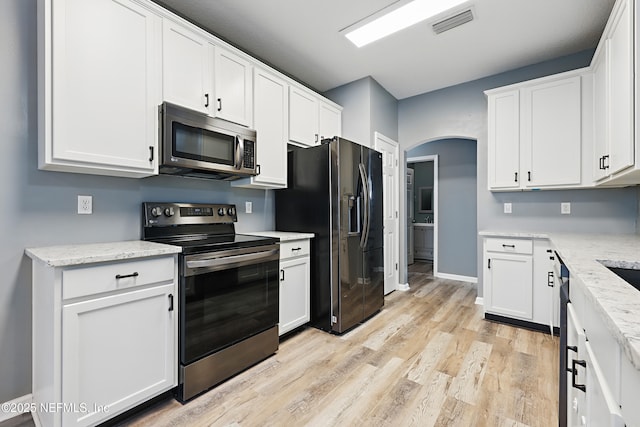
xmin=358 ymin=163 xmax=370 ymax=248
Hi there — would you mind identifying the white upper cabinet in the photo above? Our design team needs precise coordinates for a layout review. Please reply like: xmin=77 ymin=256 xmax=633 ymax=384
xmin=521 ymin=76 xmax=582 ymax=187
xmin=319 ymin=101 xmax=342 ymax=142
xmin=214 ymin=47 xmax=253 ymax=127
xmin=289 ymin=86 xmax=320 ymax=146
xmin=232 ymin=68 xmax=288 ymax=189
xmin=162 ymin=18 xmax=212 ymax=113
xmin=594 ymin=0 xmax=635 ymax=182
xmin=487 ymin=90 xmax=520 ymax=189
xmin=40 ymin=0 xmax=161 ymax=177
xmin=593 ymin=41 xmax=609 ymax=181
xmin=486 ymin=72 xmax=585 ymax=191
xmin=289 ymin=86 xmax=342 ymax=147
xmin=607 ymin=0 xmax=634 ymax=175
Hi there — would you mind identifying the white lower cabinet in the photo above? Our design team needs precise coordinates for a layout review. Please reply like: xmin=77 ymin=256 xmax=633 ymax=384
xmin=483 ymin=238 xmax=534 ymax=320
xmin=31 ymin=255 xmax=178 ymax=427
xmin=567 ymin=282 xmax=626 ymax=427
xmin=278 ymin=239 xmax=311 ymax=335
xmin=483 ymin=237 xmax=559 ymax=329
xmin=413 ymin=225 xmax=434 ymax=260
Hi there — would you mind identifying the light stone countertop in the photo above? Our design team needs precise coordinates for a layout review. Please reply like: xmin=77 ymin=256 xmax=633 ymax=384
xmin=480 ymin=230 xmax=640 ymax=371
xmin=25 ymin=240 xmax=182 ymax=267
xmin=248 ymin=231 xmax=314 ymax=241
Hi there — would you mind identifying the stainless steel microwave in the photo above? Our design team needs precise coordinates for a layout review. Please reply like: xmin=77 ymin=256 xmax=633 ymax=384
xmin=159 ymin=102 xmax=257 ymax=180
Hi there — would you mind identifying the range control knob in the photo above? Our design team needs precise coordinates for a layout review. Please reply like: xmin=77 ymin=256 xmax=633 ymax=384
xmin=164 ymin=207 xmax=174 ymax=217
xmin=150 ymin=207 xmax=163 ymax=217
xmin=227 ymin=207 xmax=236 ymax=216
xmin=217 ymin=208 xmax=226 ymax=216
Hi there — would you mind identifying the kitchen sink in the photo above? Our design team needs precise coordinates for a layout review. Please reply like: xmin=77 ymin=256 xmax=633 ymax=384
xmin=606 ymin=267 xmax=640 ymax=292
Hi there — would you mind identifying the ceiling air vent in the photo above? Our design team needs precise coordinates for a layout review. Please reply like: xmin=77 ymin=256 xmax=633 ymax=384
xmin=432 ymin=9 xmax=474 ymax=34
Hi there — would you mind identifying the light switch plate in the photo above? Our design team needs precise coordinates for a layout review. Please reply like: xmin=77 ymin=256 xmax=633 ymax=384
xmin=78 ymin=195 xmax=92 ymax=214
xmin=245 ymin=201 xmax=252 ymax=214
xmin=561 ymin=202 xmax=571 ymax=215
xmin=503 ymin=203 xmax=512 ymax=214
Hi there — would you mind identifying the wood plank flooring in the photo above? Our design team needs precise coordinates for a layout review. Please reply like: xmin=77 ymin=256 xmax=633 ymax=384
xmin=121 ymin=262 xmax=559 ymax=427
xmin=0 ymin=262 xmax=557 ymax=427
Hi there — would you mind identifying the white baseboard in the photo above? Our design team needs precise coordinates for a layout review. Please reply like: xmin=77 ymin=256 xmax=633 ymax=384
xmin=0 ymin=394 xmax=33 ymax=423
xmin=397 ymin=283 xmax=410 ymax=291
xmin=435 ymin=272 xmax=478 ymax=283
xmin=475 ymin=297 xmax=484 ymax=306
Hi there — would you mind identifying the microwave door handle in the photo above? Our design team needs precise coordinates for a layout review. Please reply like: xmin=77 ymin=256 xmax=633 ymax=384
xmin=235 ymin=135 xmax=244 ymax=169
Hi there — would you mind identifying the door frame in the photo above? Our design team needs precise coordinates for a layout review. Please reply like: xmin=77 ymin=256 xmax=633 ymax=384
xmin=374 ymin=132 xmax=400 ymax=294
xmin=406 ymin=154 xmax=439 ymax=277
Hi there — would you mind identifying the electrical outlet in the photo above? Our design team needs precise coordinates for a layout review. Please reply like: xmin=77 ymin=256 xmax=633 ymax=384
xmin=245 ymin=201 xmax=252 ymax=214
xmin=503 ymin=203 xmax=512 ymax=214
xmin=78 ymin=195 xmax=92 ymax=214
xmin=561 ymin=202 xmax=571 ymax=215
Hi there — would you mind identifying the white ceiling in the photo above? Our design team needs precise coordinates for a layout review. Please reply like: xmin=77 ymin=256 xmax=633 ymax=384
xmin=155 ymin=0 xmax=616 ymax=100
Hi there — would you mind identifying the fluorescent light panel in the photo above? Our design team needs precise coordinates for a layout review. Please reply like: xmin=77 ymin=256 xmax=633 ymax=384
xmin=344 ymin=0 xmax=468 ymax=47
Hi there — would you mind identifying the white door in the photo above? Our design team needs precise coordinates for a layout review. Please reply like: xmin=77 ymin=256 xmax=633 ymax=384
xmin=375 ymin=133 xmax=399 ymax=295
xmin=289 ymin=87 xmax=319 ymax=146
xmin=318 ymin=101 xmax=342 ymax=141
xmin=214 ymin=47 xmax=253 ymax=126
xmin=487 ymin=90 xmax=520 ymax=189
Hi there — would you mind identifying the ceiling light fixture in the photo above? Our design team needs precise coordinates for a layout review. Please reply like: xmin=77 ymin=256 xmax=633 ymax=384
xmin=343 ymin=0 xmax=469 ymax=47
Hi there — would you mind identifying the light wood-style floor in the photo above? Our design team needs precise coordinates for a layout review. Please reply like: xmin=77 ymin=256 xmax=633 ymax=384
xmin=121 ymin=261 xmax=559 ymax=427
xmin=1 ymin=262 xmax=558 ymax=427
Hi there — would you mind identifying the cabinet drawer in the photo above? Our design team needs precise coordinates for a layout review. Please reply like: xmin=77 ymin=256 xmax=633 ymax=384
xmin=280 ymin=240 xmax=310 ymax=260
xmin=485 ymin=238 xmax=533 ymax=254
xmin=63 ymin=256 xmax=175 ymax=300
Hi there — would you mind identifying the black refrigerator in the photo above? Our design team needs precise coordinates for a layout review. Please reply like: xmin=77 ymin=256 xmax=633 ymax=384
xmin=275 ymin=137 xmax=384 ymax=333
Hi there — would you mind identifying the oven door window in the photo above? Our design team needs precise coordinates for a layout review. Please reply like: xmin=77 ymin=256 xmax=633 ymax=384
xmin=181 ymin=259 xmax=279 ymax=364
xmin=173 ymin=121 xmax=235 ymax=166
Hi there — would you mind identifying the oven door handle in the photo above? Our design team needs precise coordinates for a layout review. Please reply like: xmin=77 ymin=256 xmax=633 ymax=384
xmin=186 ymin=248 xmax=279 ymax=270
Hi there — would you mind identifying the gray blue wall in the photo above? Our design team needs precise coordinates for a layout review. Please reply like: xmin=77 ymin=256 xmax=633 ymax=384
xmin=408 ymin=139 xmax=478 ymax=279
xmin=0 ymin=0 xmax=274 ymax=404
xmin=398 ymin=49 xmax=640 ymax=293
xmin=324 ymin=76 xmax=398 ymax=146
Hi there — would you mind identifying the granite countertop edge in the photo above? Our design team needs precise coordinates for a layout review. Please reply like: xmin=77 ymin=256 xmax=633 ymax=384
xmin=480 ymin=230 xmax=640 ymax=371
xmin=25 ymin=240 xmax=182 ymax=267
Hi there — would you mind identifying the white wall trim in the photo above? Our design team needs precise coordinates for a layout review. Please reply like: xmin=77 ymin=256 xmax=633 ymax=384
xmin=0 ymin=394 xmax=33 ymax=423
xmin=475 ymin=297 xmax=484 ymax=305
xmin=407 ymin=155 xmax=439 ymax=278
xmin=397 ymin=283 xmax=410 ymax=291
xmin=435 ymin=272 xmax=478 ymax=284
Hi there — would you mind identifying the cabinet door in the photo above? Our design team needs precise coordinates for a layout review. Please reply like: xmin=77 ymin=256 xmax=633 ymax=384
xmin=238 ymin=68 xmax=287 ymax=188
xmin=289 ymin=86 xmax=319 ymax=146
xmin=607 ymin=0 xmax=634 ymax=175
xmin=487 ymin=90 xmax=521 ymax=189
xmin=318 ymin=101 xmax=342 ymax=141
xmin=162 ymin=19 xmax=212 ymax=113
xmin=532 ymin=241 xmax=557 ymax=330
xmin=279 ymin=257 xmax=311 ymax=335
xmin=593 ymin=42 xmax=610 ymax=181
xmin=62 ymin=284 xmax=176 ymax=427
xmin=214 ymin=47 xmax=253 ymax=126
xmin=484 ymin=252 xmax=533 ymax=319
xmin=50 ymin=0 xmax=159 ymax=175
xmin=567 ymin=303 xmax=587 ymax=427
xmin=584 ymin=342 xmax=625 ymax=427
xmin=521 ymin=76 xmax=582 ymax=187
